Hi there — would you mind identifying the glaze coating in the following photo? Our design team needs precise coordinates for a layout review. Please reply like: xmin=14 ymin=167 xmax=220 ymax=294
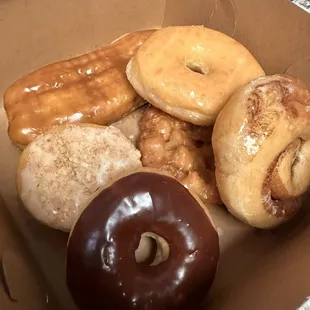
xmin=127 ymin=26 xmax=265 ymax=126
xmin=4 ymin=30 xmax=154 ymax=147
xmin=138 ymin=106 xmax=221 ymax=204
xmin=66 ymin=172 xmax=219 ymax=310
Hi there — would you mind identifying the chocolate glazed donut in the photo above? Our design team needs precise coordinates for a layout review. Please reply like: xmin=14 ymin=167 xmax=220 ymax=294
xmin=66 ymin=171 xmax=219 ymax=310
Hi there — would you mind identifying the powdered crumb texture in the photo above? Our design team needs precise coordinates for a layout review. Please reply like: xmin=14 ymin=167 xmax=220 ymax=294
xmin=19 ymin=125 xmax=142 ymax=231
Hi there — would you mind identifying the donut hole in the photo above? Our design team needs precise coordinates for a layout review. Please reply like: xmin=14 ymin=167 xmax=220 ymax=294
xmin=134 ymin=232 xmax=170 ymax=266
xmin=186 ymin=63 xmax=208 ymax=75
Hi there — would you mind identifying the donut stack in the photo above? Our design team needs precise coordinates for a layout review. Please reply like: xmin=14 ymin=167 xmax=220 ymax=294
xmin=4 ymin=25 xmax=310 ymax=310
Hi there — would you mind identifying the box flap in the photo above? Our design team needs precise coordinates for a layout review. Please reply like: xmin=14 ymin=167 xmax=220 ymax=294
xmin=0 ymin=0 xmax=165 ymax=95
xmin=228 ymin=0 xmax=310 ymax=77
xmin=164 ymin=0 xmax=310 ymax=86
xmin=163 ymin=0 xmax=216 ymax=27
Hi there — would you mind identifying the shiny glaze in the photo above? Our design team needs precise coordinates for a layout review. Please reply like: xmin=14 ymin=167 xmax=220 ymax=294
xmin=127 ymin=26 xmax=265 ymax=126
xmin=66 ymin=172 xmax=219 ymax=310
xmin=3 ymin=30 xmax=154 ymax=147
xmin=138 ymin=106 xmax=221 ymax=204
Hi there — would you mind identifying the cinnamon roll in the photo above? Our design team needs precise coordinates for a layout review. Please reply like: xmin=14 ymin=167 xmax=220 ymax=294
xmin=212 ymin=75 xmax=310 ymax=228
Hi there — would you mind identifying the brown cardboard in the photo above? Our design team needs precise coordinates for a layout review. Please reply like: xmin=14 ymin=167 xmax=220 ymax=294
xmin=0 ymin=196 xmax=60 ymax=309
xmin=0 ymin=0 xmax=310 ymax=309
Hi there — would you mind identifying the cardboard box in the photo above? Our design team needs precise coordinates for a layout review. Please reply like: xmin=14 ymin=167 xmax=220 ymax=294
xmin=0 ymin=0 xmax=310 ymax=309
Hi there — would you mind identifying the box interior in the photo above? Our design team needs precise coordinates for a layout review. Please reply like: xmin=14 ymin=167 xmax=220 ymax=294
xmin=0 ymin=0 xmax=309 ymax=309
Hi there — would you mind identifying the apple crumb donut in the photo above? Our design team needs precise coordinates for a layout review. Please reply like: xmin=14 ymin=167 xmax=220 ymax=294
xmin=138 ymin=106 xmax=221 ymax=204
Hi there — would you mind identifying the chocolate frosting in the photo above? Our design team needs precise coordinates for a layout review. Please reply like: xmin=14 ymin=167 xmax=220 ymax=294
xmin=66 ymin=172 xmax=219 ymax=310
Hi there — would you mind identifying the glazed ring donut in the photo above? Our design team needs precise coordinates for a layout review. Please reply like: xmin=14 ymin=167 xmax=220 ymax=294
xmin=212 ymin=74 xmax=310 ymax=229
xmin=126 ymin=26 xmax=265 ymax=126
xmin=66 ymin=170 xmax=219 ymax=310
xmin=138 ymin=106 xmax=221 ymax=204
xmin=17 ymin=124 xmax=141 ymax=231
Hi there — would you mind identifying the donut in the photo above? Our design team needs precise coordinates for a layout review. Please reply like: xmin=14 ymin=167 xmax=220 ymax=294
xmin=126 ymin=26 xmax=265 ymax=126
xmin=4 ymin=30 xmax=154 ymax=148
xmin=66 ymin=171 xmax=219 ymax=310
xmin=212 ymin=74 xmax=310 ymax=228
xmin=138 ymin=106 xmax=221 ymax=204
xmin=16 ymin=124 xmax=141 ymax=231
xmin=112 ymin=105 xmax=148 ymax=146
